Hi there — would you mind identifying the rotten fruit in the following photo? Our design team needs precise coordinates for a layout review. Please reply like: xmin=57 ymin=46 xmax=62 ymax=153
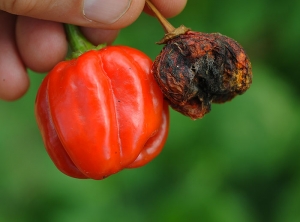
xmin=146 ymin=0 xmax=252 ymax=119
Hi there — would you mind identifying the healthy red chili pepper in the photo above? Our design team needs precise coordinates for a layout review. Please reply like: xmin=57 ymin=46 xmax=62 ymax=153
xmin=35 ymin=25 xmax=169 ymax=180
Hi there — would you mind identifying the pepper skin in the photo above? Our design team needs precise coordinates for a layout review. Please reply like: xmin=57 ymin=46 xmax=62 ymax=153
xmin=35 ymin=46 xmax=169 ymax=180
xmin=153 ymin=31 xmax=252 ymax=119
xmin=144 ymin=1 xmax=252 ymax=120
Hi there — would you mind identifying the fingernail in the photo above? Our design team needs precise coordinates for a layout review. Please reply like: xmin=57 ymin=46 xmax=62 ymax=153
xmin=83 ymin=0 xmax=132 ymax=24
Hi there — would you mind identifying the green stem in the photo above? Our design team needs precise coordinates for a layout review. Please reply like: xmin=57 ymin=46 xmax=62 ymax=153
xmin=64 ymin=24 xmax=105 ymax=58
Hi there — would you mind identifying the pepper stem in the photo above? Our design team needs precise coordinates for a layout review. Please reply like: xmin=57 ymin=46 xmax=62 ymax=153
xmin=64 ymin=24 xmax=105 ymax=58
xmin=145 ymin=0 xmax=175 ymax=33
xmin=145 ymin=0 xmax=190 ymax=44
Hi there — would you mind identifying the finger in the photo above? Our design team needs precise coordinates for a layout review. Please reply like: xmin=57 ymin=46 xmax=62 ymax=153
xmin=16 ymin=17 xmax=68 ymax=73
xmin=0 ymin=12 xmax=29 ymax=101
xmin=144 ymin=0 xmax=187 ymax=18
xmin=80 ymin=27 xmax=119 ymax=46
xmin=0 ymin=0 xmax=145 ymax=29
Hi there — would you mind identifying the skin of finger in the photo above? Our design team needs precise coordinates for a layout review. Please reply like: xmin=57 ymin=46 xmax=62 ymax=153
xmin=80 ymin=27 xmax=119 ymax=46
xmin=79 ymin=0 xmax=187 ymax=46
xmin=144 ymin=0 xmax=187 ymax=18
xmin=1 ymin=0 xmax=145 ymax=29
xmin=16 ymin=17 xmax=68 ymax=73
xmin=0 ymin=12 xmax=29 ymax=101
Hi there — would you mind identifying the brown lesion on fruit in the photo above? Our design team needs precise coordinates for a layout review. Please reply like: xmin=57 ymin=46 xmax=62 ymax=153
xmin=146 ymin=0 xmax=252 ymax=119
xmin=153 ymin=31 xmax=252 ymax=119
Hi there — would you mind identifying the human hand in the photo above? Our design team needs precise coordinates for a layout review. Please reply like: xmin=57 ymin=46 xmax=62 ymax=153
xmin=0 ymin=0 xmax=187 ymax=101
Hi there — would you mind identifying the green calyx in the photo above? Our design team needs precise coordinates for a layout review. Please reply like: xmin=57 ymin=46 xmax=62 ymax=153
xmin=64 ymin=24 xmax=105 ymax=59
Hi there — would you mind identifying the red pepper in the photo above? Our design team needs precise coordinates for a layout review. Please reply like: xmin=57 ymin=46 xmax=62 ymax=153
xmin=35 ymin=25 xmax=169 ymax=180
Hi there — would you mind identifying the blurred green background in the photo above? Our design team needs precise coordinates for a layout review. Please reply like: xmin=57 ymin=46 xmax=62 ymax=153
xmin=1 ymin=0 xmax=300 ymax=221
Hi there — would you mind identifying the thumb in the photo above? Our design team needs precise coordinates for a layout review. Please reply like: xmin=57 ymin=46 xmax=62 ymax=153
xmin=0 ymin=0 xmax=144 ymax=29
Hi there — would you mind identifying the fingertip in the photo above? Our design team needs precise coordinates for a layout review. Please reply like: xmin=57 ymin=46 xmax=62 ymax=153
xmin=0 ymin=68 xmax=30 ymax=101
xmin=80 ymin=27 xmax=119 ymax=45
xmin=89 ymin=0 xmax=145 ymax=29
xmin=0 ymin=12 xmax=29 ymax=101
xmin=16 ymin=17 xmax=68 ymax=73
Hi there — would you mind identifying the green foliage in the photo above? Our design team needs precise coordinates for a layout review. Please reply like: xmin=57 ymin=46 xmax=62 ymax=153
xmin=1 ymin=0 xmax=300 ymax=221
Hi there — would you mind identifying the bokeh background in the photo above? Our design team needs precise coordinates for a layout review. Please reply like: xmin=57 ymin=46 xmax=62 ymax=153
xmin=1 ymin=0 xmax=300 ymax=221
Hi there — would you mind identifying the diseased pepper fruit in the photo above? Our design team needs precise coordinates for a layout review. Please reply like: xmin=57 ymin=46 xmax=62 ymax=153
xmin=35 ymin=25 xmax=169 ymax=180
xmin=146 ymin=0 xmax=252 ymax=119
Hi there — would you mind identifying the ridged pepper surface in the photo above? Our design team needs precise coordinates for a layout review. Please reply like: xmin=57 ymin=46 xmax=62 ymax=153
xmin=35 ymin=46 xmax=169 ymax=180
